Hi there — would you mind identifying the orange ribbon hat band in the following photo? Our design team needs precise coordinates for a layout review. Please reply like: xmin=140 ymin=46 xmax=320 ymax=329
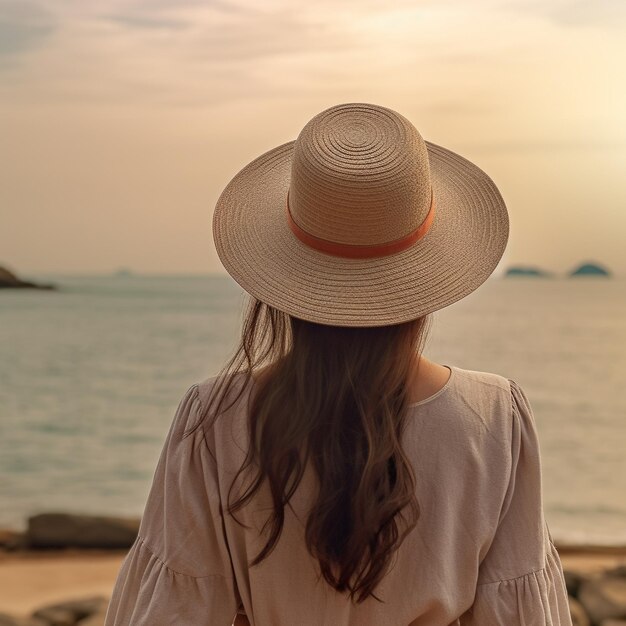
xmin=286 ymin=191 xmax=436 ymax=260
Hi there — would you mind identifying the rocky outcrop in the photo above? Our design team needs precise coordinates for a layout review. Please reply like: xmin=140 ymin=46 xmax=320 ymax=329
xmin=0 ymin=266 xmax=55 ymax=290
xmin=569 ymin=596 xmax=591 ymax=626
xmin=26 ymin=513 xmax=140 ymax=549
xmin=566 ymin=569 xmax=586 ymax=597
xmin=578 ymin=572 xmax=626 ymax=624
xmin=32 ymin=598 xmax=108 ymax=626
xmin=0 ymin=598 xmax=107 ymax=626
xmin=77 ymin=613 xmax=106 ymax=626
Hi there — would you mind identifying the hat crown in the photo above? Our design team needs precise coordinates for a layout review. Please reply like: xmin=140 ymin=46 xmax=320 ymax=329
xmin=289 ymin=103 xmax=432 ymax=246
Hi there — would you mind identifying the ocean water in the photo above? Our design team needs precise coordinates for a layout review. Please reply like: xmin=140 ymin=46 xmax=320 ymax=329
xmin=1 ymin=275 xmax=625 ymax=545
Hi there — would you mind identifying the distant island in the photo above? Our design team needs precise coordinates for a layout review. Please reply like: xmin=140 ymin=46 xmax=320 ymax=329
xmin=0 ymin=265 xmax=56 ymax=290
xmin=505 ymin=262 xmax=613 ymax=278
xmin=505 ymin=266 xmax=552 ymax=278
xmin=569 ymin=262 xmax=611 ymax=277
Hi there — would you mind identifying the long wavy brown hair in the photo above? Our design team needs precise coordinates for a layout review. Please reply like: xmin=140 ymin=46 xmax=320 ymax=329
xmin=196 ymin=297 xmax=430 ymax=603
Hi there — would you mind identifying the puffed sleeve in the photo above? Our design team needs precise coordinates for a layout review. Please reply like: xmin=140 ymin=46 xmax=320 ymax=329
xmin=104 ymin=384 xmax=241 ymax=626
xmin=461 ymin=380 xmax=572 ymax=626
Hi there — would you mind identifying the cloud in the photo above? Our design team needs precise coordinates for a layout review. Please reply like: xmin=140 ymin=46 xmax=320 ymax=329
xmin=103 ymin=15 xmax=189 ymax=31
xmin=552 ymin=0 xmax=626 ymax=26
xmin=0 ymin=0 xmax=55 ymax=57
xmin=129 ymin=0 xmax=249 ymax=12
xmin=0 ymin=0 xmax=363 ymax=107
xmin=102 ymin=0 xmax=250 ymax=30
xmin=505 ymin=0 xmax=626 ymax=27
xmin=421 ymin=100 xmax=500 ymax=117
xmin=459 ymin=139 xmax=626 ymax=154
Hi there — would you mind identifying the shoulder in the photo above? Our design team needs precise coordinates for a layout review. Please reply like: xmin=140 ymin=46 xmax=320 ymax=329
xmin=452 ymin=366 xmax=511 ymax=395
xmin=193 ymin=372 xmax=253 ymax=470
xmin=445 ymin=367 xmax=539 ymax=454
xmin=196 ymin=374 xmax=219 ymax=414
xmin=196 ymin=371 xmax=253 ymax=417
xmin=449 ymin=366 xmax=513 ymax=419
xmin=437 ymin=367 xmax=532 ymax=456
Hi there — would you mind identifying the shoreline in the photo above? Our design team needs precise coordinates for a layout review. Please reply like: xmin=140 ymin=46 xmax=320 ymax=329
xmin=2 ymin=512 xmax=626 ymax=622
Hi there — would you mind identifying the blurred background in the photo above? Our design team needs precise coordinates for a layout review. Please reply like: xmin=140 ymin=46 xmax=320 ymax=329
xmin=1 ymin=0 xmax=625 ymax=624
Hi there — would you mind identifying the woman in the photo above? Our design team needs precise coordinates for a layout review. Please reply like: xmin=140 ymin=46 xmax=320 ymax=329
xmin=105 ymin=103 xmax=572 ymax=625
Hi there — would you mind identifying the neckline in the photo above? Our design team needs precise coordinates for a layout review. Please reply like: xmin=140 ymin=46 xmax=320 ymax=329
xmin=406 ymin=365 xmax=455 ymax=408
xmin=246 ymin=364 xmax=457 ymax=409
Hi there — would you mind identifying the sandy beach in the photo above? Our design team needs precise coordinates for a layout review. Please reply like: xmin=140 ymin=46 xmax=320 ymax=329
xmin=1 ymin=546 xmax=625 ymax=618
xmin=0 ymin=550 xmax=125 ymax=616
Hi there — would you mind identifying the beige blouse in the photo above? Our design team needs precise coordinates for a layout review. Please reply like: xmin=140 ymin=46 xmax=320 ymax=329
xmin=104 ymin=366 xmax=572 ymax=625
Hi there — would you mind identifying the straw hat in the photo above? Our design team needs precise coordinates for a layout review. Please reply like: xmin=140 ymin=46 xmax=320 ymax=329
xmin=213 ymin=103 xmax=509 ymax=327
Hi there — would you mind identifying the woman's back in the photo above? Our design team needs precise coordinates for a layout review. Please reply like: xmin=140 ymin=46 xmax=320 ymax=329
xmin=105 ymin=102 xmax=572 ymax=625
xmin=105 ymin=366 xmax=571 ymax=625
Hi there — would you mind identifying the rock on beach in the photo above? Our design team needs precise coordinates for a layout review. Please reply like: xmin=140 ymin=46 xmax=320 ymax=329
xmin=578 ymin=573 xmax=626 ymax=624
xmin=32 ymin=597 xmax=108 ymax=626
xmin=27 ymin=514 xmax=139 ymax=550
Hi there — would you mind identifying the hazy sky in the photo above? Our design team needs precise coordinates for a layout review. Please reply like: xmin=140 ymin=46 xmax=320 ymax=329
xmin=1 ymin=0 xmax=625 ymax=275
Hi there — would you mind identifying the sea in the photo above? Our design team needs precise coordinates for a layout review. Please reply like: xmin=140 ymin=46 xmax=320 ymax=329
xmin=1 ymin=274 xmax=625 ymax=545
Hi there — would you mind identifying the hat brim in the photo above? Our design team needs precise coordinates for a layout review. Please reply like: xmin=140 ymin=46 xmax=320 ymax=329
xmin=213 ymin=140 xmax=509 ymax=327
